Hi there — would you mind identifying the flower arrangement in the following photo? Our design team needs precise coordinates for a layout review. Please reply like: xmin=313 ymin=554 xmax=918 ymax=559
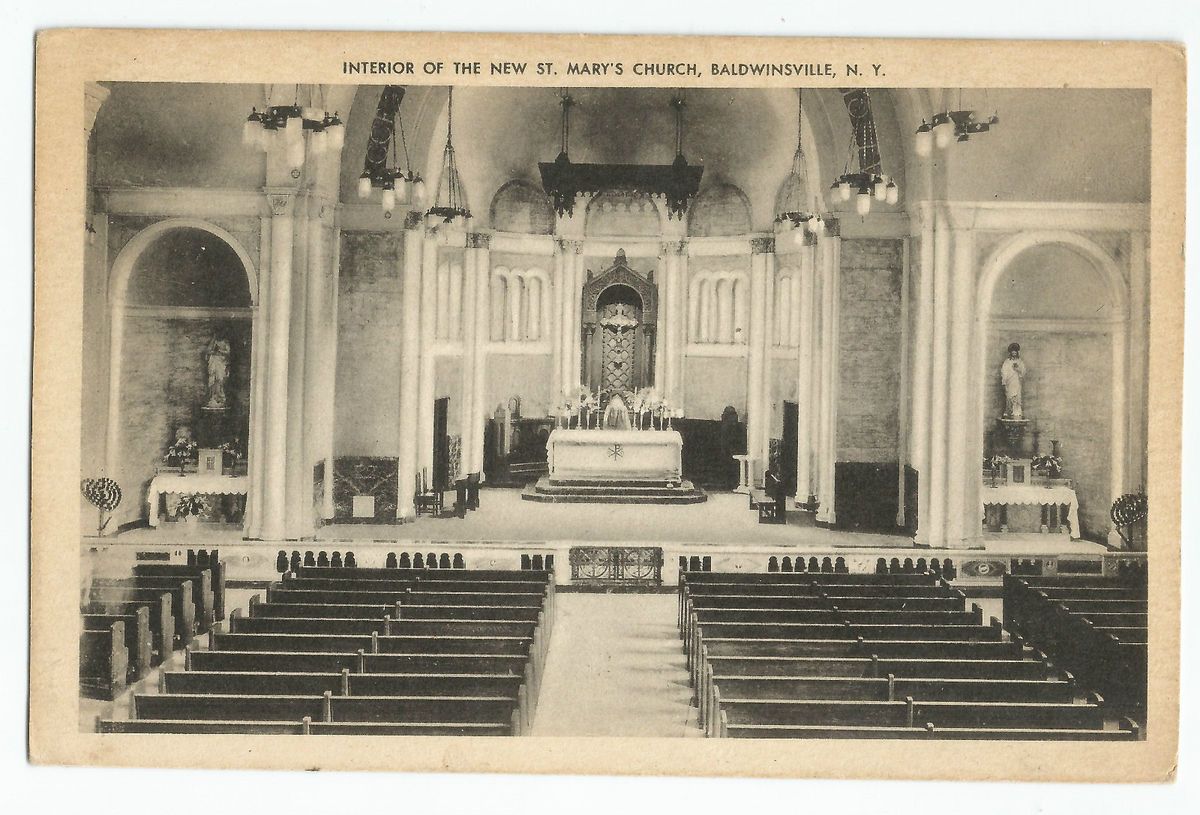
xmin=163 ymin=435 xmax=198 ymax=473
xmin=1031 ymin=454 xmax=1064 ymax=479
xmin=174 ymin=493 xmax=210 ymax=520
xmin=218 ymin=440 xmax=244 ymax=466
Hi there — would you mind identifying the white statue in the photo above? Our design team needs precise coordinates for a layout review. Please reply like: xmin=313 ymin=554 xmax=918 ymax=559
xmin=204 ymin=336 xmax=231 ymax=410
xmin=1000 ymin=342 xmax=1027 ymax=419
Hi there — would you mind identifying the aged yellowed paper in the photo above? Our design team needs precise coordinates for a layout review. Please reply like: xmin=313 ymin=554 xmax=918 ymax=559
xmin=32 ymin=29 xmax=1182 ymax=780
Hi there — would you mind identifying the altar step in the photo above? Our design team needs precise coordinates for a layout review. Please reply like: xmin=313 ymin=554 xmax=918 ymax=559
xmin=521 ymin=477 xmax=708 ymax=505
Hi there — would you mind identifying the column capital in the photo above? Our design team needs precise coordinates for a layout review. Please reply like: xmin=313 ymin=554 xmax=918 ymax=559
xmin=84 ymin=82 xmax=110 ymax=134
xmin=265 ymin=189 xmax=295 ymax=217
xmin=404 ymin=210 xmax=424 ymax=230
xmin=820 ymin=217 xmax=841 ymax=238
xmin=750 ymin=236 xmax=776 ymax=255
xmin=557 ymin=238 xmax=583 ymax=254
xmin=467 ymin=232 xmax=492 ymax=250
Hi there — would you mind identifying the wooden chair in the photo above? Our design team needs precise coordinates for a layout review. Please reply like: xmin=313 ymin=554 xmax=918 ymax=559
xmin=753 ymin=471 xmax=787 ymax=524
xmin=414 ymin=468 xmax=443 ymax=517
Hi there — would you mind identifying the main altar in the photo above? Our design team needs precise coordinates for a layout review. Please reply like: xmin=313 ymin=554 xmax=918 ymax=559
xmin=522 ymin=393 xmax=706 ymax=504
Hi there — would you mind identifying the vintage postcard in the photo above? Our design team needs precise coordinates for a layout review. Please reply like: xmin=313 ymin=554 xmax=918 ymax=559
xmin=31 ymin=29 xmax=1183 ymax=781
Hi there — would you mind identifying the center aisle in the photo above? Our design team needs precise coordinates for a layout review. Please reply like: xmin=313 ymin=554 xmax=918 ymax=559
xmin=531 ymin=593 xmax=701 ymax=737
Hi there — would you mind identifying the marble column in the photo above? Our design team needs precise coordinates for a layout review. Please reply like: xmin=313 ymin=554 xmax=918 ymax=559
xmin=945 ymin=227 xmax=977 ymax=546
xmin=283 ymin=195 xmax=311 ymax=539
xmin=566 ymin=240 xmax=584 ymax=390
xmin=417 ymin=224 xmax=440 ymax=478
xmin=1127 ymin=229 xmax=1148 ymax=493
xmin=396 ymin=213 xmax=423 ymax=520
xmin=470 ymin=234 xmax=492 ymax=477
xmin=300 ymin=199 xmax=332 ymax=531
xmin=261 ymin=191 xmax=295 ymax=541
xmin=794 ymin=239 xmax=817 ymax=503
xmin=673 ymin=242 xmax=689 ymax=409
xmin=321 ymin=223 xmax=341 ymax=521
xmin=926 ymin=207 xmax=953 ymax=546
xmin=815 ymin=227 xmax=841 ymax=525
xmin=896 ymin=237 xmax=911 ymax=528
xmin=658 ymin=241 xmax=674 ymax=395
xmin=746 ymin=237 xmax=772 ymax=477
xmin=908 ymin=206 xmax=935 ymax=546
xmin=244 ymin=214 xmax=272 ymax=539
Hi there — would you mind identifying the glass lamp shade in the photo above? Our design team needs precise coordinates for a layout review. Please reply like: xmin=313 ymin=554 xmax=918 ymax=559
xmin=792 ymin=226 xmax=806 ymax=245
xmin=327 ymin=122 xmax=345 ymax=151
xmin=411 ymin=177 xmax=426 ymax=207
xmin=885 ymin=181 xmax=899 ymax=206
xmin=838 ymin=180 xmax=852 ymax=201
xmin=285 ymin=115 xmax=304 ymax=144
xmin=395 ymin=177 xmax=410 ymax=205
xmin=934 ymin=121 xmax=954 ymax=149
xmin=914 ymin=127 xmax=933 ymax=157
xmin=286 ymin=138 xmax=306 ymax=170
xmin=357 ymin=173 xmax=372 ymax=199
xmin=309 ymin=128 xmax=328 ymax=156
xmin=381 ymin=186 xmax=396 ymax=213
xmin=464 ymin=215 xmax=475 ymax=233
xmin=855 ymin=190 xmax=871 ymax=216
xmin=873 ymin=178 xmax=887 ymax=201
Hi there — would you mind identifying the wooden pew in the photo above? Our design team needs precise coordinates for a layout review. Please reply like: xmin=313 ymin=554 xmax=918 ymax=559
xmin=694 ymin=621 xmax=1002 ymax=642
xmin=682 ymin=573 xmax=939 ymax=586
xmin=93 ymin=575 xmax=214 ymax=635
xmin=296 ymin=567 xmax=552 ymax=582
xmin=229 ymin=614 xmax=537 ymax=639
xmin=704 ymin=655 xmax=1054 ymax=680
xmin=82 ymin=606 xmax=152 ymax=680
xmin=716 ymin=696 xmax=1106 ymax=730
xmin=188 ymin=649 xmax=528 ymax=676
xmin=98 ymin=719 xmax=514 ymax=736
xmin=212 ymin=631 xmax=533 ymax=656
xmin=130 ymin=693 xmax=524 ymax=733
xmin=163 ymin=670 xmax=524 ymax=699
xmin=89 ymin=583 xmax=195 ymax=644
xmin=134 ymin=562 xmax=226 ymax=621
xmin=83 ymin=593 xmax=175 ymax=660
xmin=80 ymin=621 xmax=127 ymax=700
xmin=266 ymin=587 xmax=545 ymax=607
xmin=718 ymin=718 xmax=1140 ymax=740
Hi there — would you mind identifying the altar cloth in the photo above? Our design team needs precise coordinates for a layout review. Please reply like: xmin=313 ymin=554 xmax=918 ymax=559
xmin=148 ymin=473 xmax=249 ymax=527
xmin=547 ymin=429 xmax=683 ymax=484
xmin=982 ymin=483 xmax=1080 ymax=540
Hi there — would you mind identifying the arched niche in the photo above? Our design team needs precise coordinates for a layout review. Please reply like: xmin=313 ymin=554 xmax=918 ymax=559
xmin=976 ymin=231 xmax=1129 ymax=543
xmin=581 ymin=250 xmax=659 ymax=395
xmin=688 ymin=182 xmax=752 ymax=237
xmin=105 ymin=219 xmax=258 ymax=527
xmin=490 ymin=179 xmax=555 ymax=234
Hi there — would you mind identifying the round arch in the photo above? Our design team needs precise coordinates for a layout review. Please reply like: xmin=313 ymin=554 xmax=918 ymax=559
xmin=109 ymin=217 xmax=259 ymax=307
xmin=973 ymin=230 xmax=1130 ymax=544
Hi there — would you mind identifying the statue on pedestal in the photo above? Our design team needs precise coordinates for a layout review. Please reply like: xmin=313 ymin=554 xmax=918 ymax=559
xmin=203 ymin=336 xmax=231 ymax=411
xmin=1000 ymin=342 xmax=1027 ymax=420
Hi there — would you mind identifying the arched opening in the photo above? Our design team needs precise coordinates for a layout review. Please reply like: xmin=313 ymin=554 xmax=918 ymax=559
xmin=590 ymin=284 xmax=646 ymax=395
xmin=977 ymin=234 xmax=1128 ymax=543
xmin=106 ymin=222 xmax=257 ymax=529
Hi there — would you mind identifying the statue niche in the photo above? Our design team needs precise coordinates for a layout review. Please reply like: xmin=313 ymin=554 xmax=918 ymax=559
xmin=581 ymin=250 xmax=658 ymax=399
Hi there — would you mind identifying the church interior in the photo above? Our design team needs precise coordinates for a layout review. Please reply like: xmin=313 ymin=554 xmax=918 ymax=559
xmin=77 ymin=81 xmax=1152 ymax=739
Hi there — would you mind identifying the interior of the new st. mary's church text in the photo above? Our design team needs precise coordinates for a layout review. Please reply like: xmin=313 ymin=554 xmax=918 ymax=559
xmin=77 ymin=82 xmax=1150 ymax=739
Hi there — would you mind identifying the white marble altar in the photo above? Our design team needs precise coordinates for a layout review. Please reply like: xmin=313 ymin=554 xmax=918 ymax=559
xmin=547 ymin=429 xmax=683 ymax=485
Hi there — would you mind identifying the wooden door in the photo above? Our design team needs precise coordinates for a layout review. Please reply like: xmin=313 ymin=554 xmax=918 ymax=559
xmin=781 ymin=400 xmax=798 ymax=496
xmin=432 ymin=397 xmax=450 ymax=490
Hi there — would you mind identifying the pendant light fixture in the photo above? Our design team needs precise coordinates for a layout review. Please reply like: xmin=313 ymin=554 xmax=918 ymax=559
xmin=774 ymin=88 xmax=824 ymax=245
xmin=356 ymin=85 xmax=425 ymax=218
xmin=827 ymin=89 xmax=899 ymax=217
xmin=914 ymin=88 xmax=1000 ymax=157
xmin=242 ymin=85 xmax=344 ymax=172
xmin=426 ymin=86 xmax=472 ymax=230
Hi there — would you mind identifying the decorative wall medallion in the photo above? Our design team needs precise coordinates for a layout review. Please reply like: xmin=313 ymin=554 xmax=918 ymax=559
xmin=466 ymin=232 xmax=492 ymax=249
xmin=750 ymin=236 xmax=776 ymax=254
xmin=268 ymin=193 xmax=292 ymax=216
xmin=961 ymin=559 xmax=1006 ymax=578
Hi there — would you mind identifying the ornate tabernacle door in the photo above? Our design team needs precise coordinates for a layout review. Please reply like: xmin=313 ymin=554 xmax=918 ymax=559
xmin=581 ymin=249 xmax=658 ymax=396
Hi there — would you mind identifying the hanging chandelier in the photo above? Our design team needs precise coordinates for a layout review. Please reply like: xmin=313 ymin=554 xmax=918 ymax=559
xmin=828 ymin=89 xmax=898 ymax=217
xmin=539 ymin=91 xmax=703 ymax=219
xmin=355 ymin=85 xmax=426 ymax=218
xmin=774 ymin=88 xmax=825 ymax=245
xmin=242 ymin=84 xmax=345 ymax=172
xmin=426 ymin=86 xmax=472 ymax=229
xmin=914 ymin=89 xmax=999 ymax=156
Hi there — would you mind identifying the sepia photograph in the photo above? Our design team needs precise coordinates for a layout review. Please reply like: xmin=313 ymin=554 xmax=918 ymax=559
xmin=29 ymin=28 xmax=1184 ymax=783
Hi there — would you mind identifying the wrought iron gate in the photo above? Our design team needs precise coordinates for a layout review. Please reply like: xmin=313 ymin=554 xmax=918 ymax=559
xmin=569 ymin=546 xmax=663 ymax=587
